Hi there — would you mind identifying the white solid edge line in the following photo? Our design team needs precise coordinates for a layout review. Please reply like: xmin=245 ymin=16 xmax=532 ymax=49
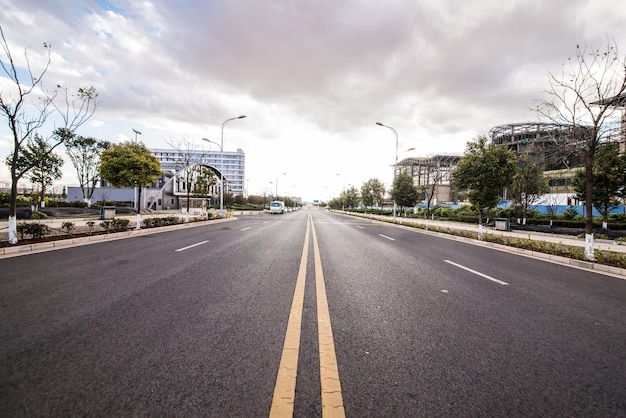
xmin=444 ymin=260 xmax=509 ymax=286
xmin=175 ymin=240 xmax=210 ymax=252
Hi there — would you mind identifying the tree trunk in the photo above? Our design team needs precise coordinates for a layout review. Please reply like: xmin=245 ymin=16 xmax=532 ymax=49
xmin=584 ymin=154 xmax=595 ymax=260
xmin=136 ymin=186 xmax=142 ymax=230
xmin=8 ymin=171 xmax=19 ymax=244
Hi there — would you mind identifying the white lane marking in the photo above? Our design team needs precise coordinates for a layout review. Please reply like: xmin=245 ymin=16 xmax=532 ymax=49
xmin=379 ymin=234 xmax=395 ymax=241
xmin=241 ymin=227 xmax=252 ymax=231
xmin=444 ymin=260 xmax=509 ymax=286
xmin=175 ymin=240 xmax=209 ymax=252
xmin=356 ymin=225 xmax=364 ymax=229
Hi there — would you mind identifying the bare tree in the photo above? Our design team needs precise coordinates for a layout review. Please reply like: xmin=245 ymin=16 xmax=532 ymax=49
xmin=0 ymin=25 xmax=98 ymax=243
xmin=165 ymin=137 xmax=206 ymax=222
xmin=62 ymin=130 xmax=110 ymax=207
xmin=536 ymin=38 xmax=626 ymax=260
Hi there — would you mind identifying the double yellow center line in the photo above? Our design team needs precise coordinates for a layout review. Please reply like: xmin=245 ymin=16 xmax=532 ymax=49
xmin=270 ymin=212 xmax=345 ymax=417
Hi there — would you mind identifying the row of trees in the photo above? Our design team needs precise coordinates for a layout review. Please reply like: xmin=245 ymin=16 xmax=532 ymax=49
xmin=1 ymin=25 xmax=99 ymax=244
xmin=0 ymin=23 xmax=169 ymax=243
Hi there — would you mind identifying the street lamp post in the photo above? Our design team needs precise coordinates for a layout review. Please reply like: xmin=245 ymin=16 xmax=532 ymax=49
xmin=336 ymin=173 xmax=345 ymax=211
xmin=376 ymin=122 xmax=399 ymax=220
xmin=205 ymin=115 xmax=246 ymax=216
xmin=275 ymin=172 xmax=286 ymax=199
xmin=132 ymin=128 xmax=142 ymax=143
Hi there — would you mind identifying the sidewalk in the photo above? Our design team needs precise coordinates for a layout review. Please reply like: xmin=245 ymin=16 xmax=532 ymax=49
xmin=351 ymin=213 xmax=626 ymax=254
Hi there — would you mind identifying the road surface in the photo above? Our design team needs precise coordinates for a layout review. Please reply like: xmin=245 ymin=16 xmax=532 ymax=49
xmin=1 ymin=207 xmax=624 ymax=416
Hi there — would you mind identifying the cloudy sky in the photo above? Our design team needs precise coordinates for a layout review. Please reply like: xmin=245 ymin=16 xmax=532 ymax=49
xmin=1 ymin=0 xmax=624 ymax=201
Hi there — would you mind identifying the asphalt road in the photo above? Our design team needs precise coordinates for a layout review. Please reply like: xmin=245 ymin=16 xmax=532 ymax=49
xmin=1 ymin=207 xmax=625 ymax=417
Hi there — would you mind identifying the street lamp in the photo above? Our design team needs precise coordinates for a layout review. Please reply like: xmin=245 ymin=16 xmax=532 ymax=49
xmin=376 ymin=122 xmax=399 ymax=220
xmin=274 ymin=172 xmax=287 ymax=198
xmin=132 ymin=128 xmax=142 ymax=143
xmin=205 ymin=115 xmax=246 ymax=216
xmin=336 ymin=173 xmax=345 ymax=211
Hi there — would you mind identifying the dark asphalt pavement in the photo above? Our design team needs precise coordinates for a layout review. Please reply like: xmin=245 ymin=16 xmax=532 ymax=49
xmin=1 ymin=207 xmax=625 ymax=417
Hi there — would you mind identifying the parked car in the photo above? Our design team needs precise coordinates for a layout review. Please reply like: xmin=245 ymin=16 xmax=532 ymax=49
xmin=269 ymin=201 xmax=285 ymax=214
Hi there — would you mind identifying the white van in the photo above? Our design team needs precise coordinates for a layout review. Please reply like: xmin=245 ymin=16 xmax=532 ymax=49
xmin=269 ymin=200 xmax=285 ymax=214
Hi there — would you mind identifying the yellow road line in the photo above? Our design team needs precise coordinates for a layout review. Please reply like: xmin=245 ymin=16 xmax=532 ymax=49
xmin=311 ymin=218 xmax=346 ymax=418
xmin=269 ymin=216 xmax=310 ymax=417
xmin=270 ymin=211 xmax=345 ymax=417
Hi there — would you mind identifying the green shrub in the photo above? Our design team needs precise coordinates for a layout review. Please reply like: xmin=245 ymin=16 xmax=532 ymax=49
xmin=30 ymin=210 xmax=48 ymax=219
xmin=142 ymin=216 xmax=181 ymax=228
xmin=594 ymin=251 xmax=626 ymax=268
xmin=86 ymin=221 xmax=95 ymax=234
xmin=61 ymin=222 xmax=75 ymax=234
xmin=100 ymin=218 xmax=129 ymax=232
xmin=110 ymin=218 xmax=130 ymax=231
xmin=561 ymin=206 xmax=579 ymax=220
xmin=99 ymin=220 xmax=111 ymax=232
xmin=16 ymin=222 xmax=50 ymax=239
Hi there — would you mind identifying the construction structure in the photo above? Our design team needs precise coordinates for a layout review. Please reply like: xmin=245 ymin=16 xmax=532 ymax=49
xmin=396 ymin=155 xmax=462 ymax=205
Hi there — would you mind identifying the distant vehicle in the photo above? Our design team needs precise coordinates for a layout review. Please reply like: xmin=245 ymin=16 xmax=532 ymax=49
xmin=269 ymin=200 xmax=285 ymax=214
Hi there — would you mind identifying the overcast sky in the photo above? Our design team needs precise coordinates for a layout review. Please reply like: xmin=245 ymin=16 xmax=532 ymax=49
xmin=1 ymin=0 xmax=625 ymax=201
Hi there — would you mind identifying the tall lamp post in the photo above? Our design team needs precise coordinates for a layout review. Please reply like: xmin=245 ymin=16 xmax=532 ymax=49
xmin=273 ymin=172 xmax=287 ymax=198
xmin=132 ymin=128 xmax=142 ymax=143
xmin=205 ymin=115 xmax=246 ymax=216
xmin=376 ymin=122 xmax=399 ymax=220
xmin=336 ymin=173 xmax=345 ymax=211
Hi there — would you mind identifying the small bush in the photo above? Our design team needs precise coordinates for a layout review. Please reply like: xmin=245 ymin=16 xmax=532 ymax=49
xmin=142 ymin=216 xmax=181 ymax=228
xmin=16 ymin=222 xmax=50 ymax=239
xmin=86 ymin=221 xmax=96 ymax=234
xmin=110 ymin=218 xmax=130 ymax=231
xmin=62 ymin=222 xmax=76 ymax=235
xmin=30 ymin=210 xmax=48 ymax=220
xmin=100 ymin=218 xmax=129 ymax=233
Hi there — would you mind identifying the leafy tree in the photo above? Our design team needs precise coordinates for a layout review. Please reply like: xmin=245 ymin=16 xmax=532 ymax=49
xmin=572 ymin=141 xmax=626 ymax=225
xmin=25 ymin=134 xmax=64 ymax=208
xmin=510 ymin=162 xmax=549 ymax=223
xmin=536 ymin=39 xmax=626 ymax=259
xmin=452 ymin=136 xmax=517 ymax=225
xmin=0 ymin=25 xmax=98 ymax=243
xmin=360 ymin=178 xmax=385 ymax=210
xmin=62 ymin=130 xmax=110 ymax=207
xmin=6 ymin=133 xmax=64 ymax=209
xmin=342 ymin=186 xmax=360 ymax=209
xmin=391 ymin=171 xmax=419 ymax=213
xmin=99 ymin=142 xmax=162 ymax=220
